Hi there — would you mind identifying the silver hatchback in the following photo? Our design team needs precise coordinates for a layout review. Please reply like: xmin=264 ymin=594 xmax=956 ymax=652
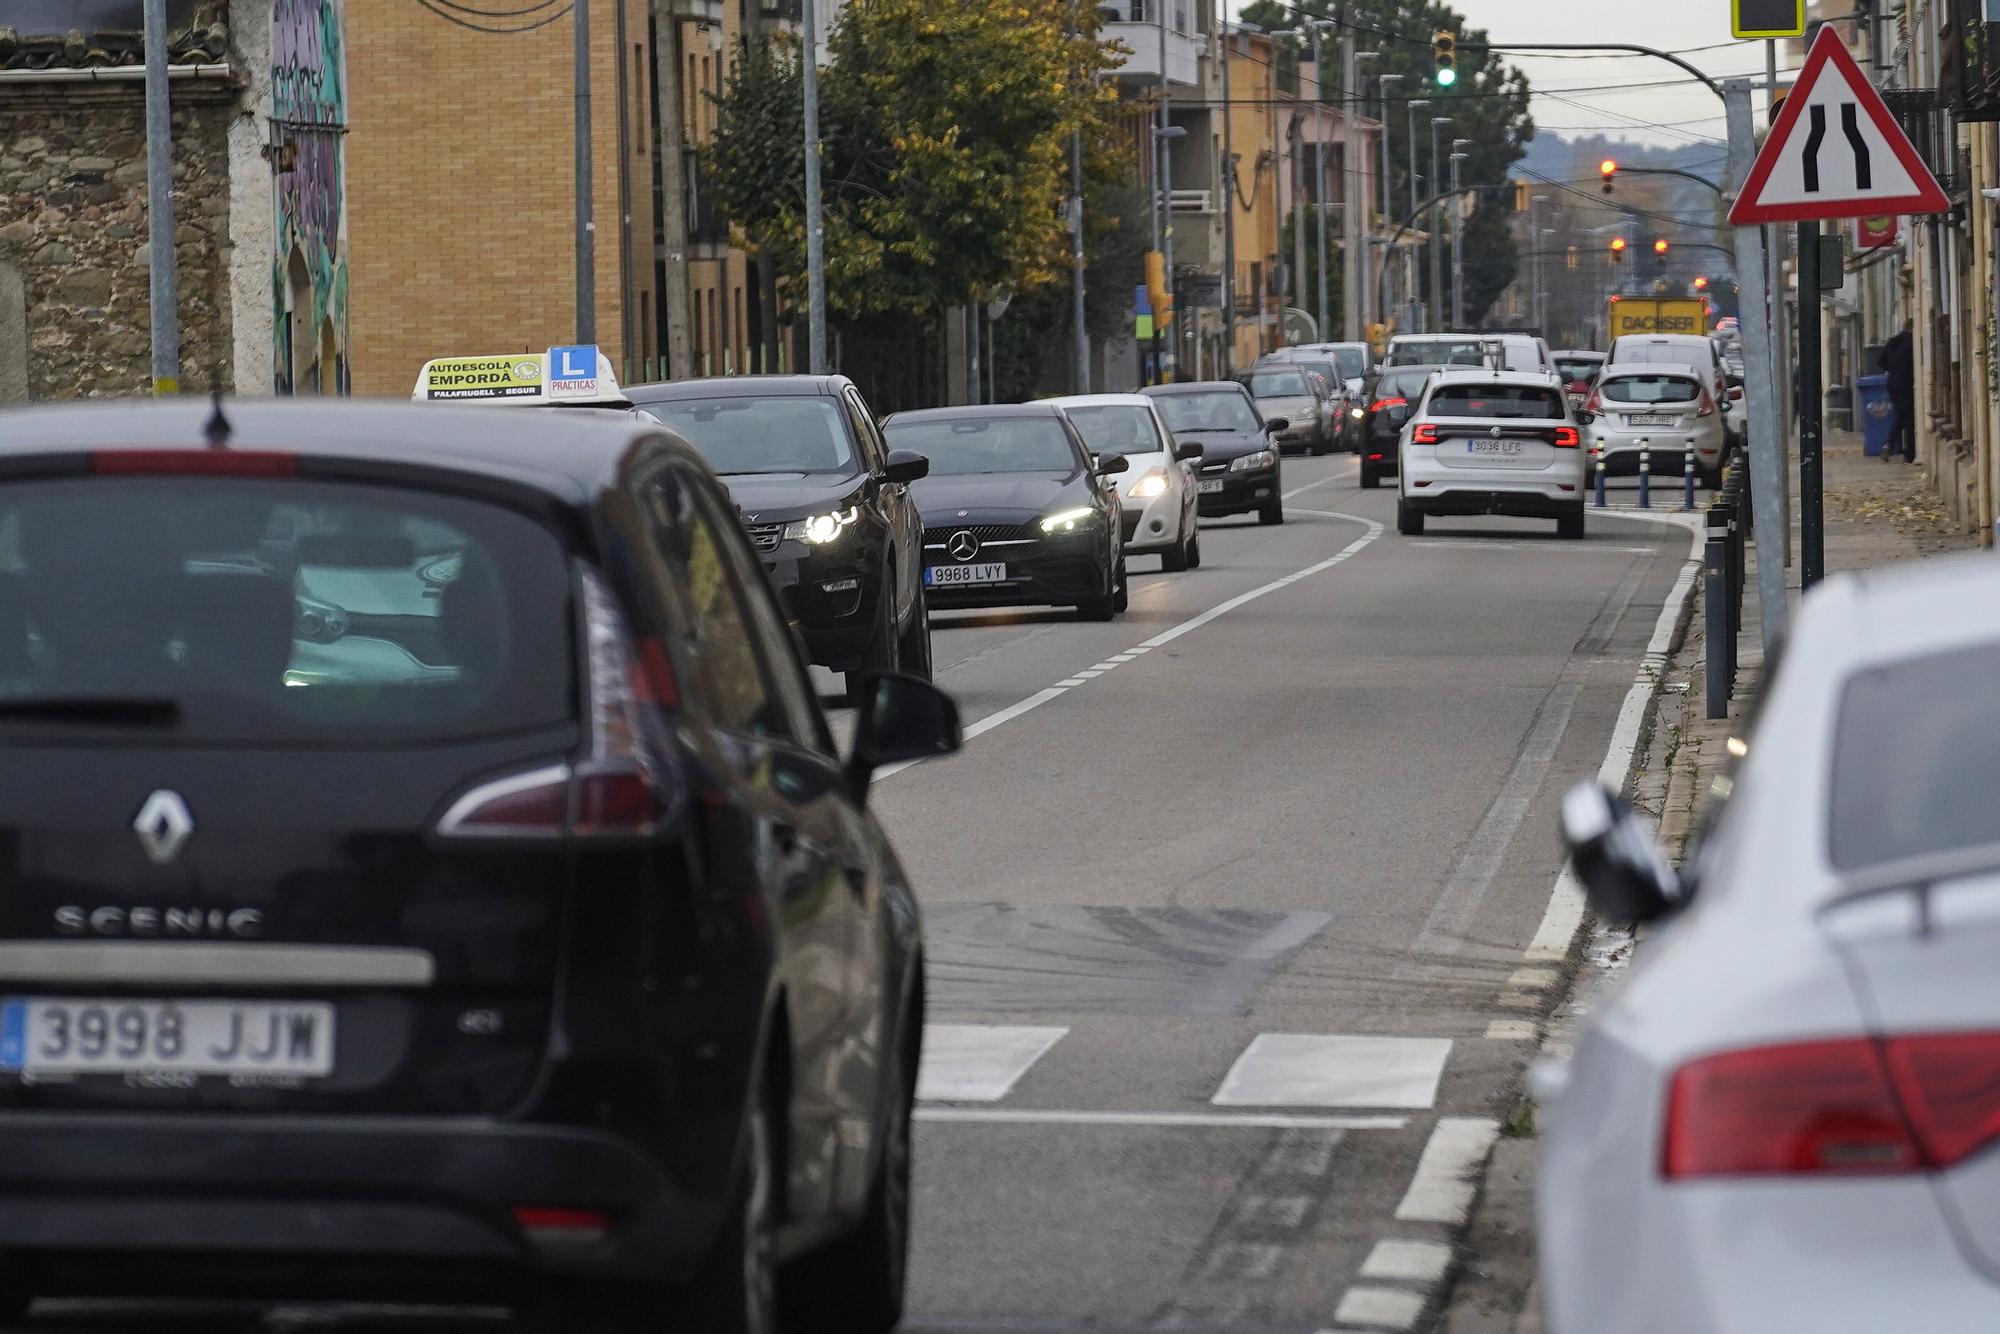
xmin=1582 ymin=362 xmax=1728 ymax=488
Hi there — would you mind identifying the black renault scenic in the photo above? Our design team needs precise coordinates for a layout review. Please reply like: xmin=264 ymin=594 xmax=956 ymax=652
xmin=0 ymin=398 xmax=960 ymax=1333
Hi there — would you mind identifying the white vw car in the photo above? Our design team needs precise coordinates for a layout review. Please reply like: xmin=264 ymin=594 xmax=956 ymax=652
xmin=1049 ymin=394 xmax=1204 ymax=571
xmin=1396 ymin=370 xmax=1587 ymax=539
xmin=1541 ymin=555 xmax=2000 ymax=1333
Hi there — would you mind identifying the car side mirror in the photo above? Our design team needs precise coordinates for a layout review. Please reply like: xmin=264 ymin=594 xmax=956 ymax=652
xmin=1174 ymin=441 xmax=1204 ymax=462
xmin=1094 ymin=452 xmax=1129 ymax=476
xmin=882 ymin=449 xmax=930 ymax=485
xmin=1576 ymin=411 xmax=1596 ymax=426
xmin=1263 ymin=417 xmax=1290 ymax=434
xmin=1559 ymin=782 xmax=1686 ymax=923
xmin=1719 ymin=400 xmax=1734 ymax=413
xmin=845 ymin=672 xmax=963 ymax=797
xmin=1387 ymin=405 xmax=1411 ymax=425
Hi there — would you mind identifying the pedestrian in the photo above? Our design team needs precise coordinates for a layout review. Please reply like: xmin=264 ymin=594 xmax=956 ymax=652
xmin=1881 ymin=320 xmax=1917 ymax=464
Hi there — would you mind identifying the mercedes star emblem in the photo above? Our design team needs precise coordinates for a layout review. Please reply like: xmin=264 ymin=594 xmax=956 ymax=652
xmin=133 ymin=790 xmax=193 ymax=866
xmin=947 ymin=530 xmax=981 ymax=562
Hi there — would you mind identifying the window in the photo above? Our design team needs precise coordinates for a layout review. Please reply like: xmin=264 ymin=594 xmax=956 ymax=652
xmin=1598 ymin=374 xmax=1702 ymax=405
xmin=1246 ymin=369 xmax=1309 ymax=397
xmin=644 ymin=396 xmax=858 ymax=476
xmin=1063 ymin=405 xmax=1165 ymax=458
xmin=0 ymin=478 xmax=572 ymax=744
xmin=1426 ymin=383 xmax=1565 ymax=419
xmin=1151 ymin=390 xmax=1260 ymax=434
xmin=843 ymin=389 xmax=888 ymax=473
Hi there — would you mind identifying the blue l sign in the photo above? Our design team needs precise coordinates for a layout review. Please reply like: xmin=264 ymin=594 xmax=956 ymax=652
xmin=549 ymin=345 xmax=598 ymax=383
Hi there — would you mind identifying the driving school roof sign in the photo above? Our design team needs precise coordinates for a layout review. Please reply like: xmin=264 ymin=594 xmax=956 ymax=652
xmin=417 ymin=354 xmax=543 ymax=401
xmin=1729 ymin=25 xmax=1949 ymax=225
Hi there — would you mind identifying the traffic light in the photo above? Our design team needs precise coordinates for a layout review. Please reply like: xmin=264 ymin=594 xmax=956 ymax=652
xmin=1653 ymin=238 xmax=1670 ymax=267
xmin=1144 ymin=250 xmax=1173 ymax=329
xmin=1432 ymin=30 xmax=1457 ymax=87
xmin=1610 ymin=237 xmax=1627 ymax=264
xmin=1600 ymin=159 xmax=1617 ymax=194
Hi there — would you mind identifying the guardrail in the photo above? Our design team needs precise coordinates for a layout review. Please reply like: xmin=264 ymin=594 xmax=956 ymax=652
xmin=1704 ymin=455 xmax=1752 ymax=720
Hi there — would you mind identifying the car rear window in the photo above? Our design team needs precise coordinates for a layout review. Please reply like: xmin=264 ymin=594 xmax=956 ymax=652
xmin=0 ymin=478 xmax=572 ymax=744
xmin=884 ymin=416 xmax=1081 ymax=475
xmin=1426 ymin=384 xmax=1566 ymax=419
xmin=1376 ymin=370 xmax=1434 ymax=399
xmin=1247 ymin=370 xmax=1309 ymax=397
xmin=1617 ymin=341 xmax=1714 ymax=370
xmin=1387 ymin=340 xmax=1493 ymax=368
xmin=1554 ymin=357 xmax=1603 ymax=382
xmin=1599 ymin=374 xmax=1703 ymax=404
xmin=1829 ymin=641 xmax=2000 ymax=872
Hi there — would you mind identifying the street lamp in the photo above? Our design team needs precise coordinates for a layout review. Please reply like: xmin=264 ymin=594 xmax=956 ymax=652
xmin=1309 ymin=20 xmax=1339 ymax=341
xmin=1429 ymin=115 xmax=1451 ymax=332
xmin=1405 ymin=98 xmax=1429 ymax=331
xmin=1375 ymin=72 xmax=1404 ymax=333
xmin=1154 ymin=121 xmax=1188 ymax=378
xmin=1449 ymin=142 xmax=1470 ymax=328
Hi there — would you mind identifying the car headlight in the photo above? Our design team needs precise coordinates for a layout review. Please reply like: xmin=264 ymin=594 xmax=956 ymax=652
xmin=1130 ymin=470 xmax=1170 ymax=499
xmin=783 ymin=506 xmax=861 ymax=544
xmin=1350 ymin=407 xmax=1365 ymax=420
xmin=1039 ymin=506 xmax=1100 ymax=533
xmin=1229 ymin=449 xmax=1277 ymax=473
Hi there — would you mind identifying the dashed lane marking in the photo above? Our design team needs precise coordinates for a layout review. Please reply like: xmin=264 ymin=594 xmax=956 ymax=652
xmin=915 ymin=1024 xmax=1067 ymax=1102
xmin=915 ymin=1109 xmax=1407 ymax=1131
xmin=1359 ymin=1239 xmax=1453 ymax=1283
xmin=1212 ymin=1035 xmax=1452 ymax=1111
xmin=1332 ymin=1285 xmax=1426 ymax=1331
xmin=1393 ymin=1117 xmax=1501 ymax=1225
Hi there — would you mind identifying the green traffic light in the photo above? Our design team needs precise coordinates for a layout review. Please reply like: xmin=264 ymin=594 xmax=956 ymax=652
xmin=1435 ymin=67 xmax=1456 ymax=87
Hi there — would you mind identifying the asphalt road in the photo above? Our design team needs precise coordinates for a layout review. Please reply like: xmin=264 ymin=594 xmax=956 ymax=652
xmin=0 ymin=456 xmax=1690 ymax=1333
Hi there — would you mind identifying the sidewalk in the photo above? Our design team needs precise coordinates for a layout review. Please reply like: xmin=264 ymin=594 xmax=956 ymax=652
xmin=1436 ymin=427 xmax=1981 ymax=1334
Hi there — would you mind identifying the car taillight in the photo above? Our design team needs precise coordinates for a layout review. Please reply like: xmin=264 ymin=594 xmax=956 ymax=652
xmin=436 ymin=567 xmax=679 ymax=840
xmin=91 ymin=449 xmax=297 ymax=476
xmin=1662 ymin=1032 xmax=2000 ymax=1179
xmin=1554 ymin=426 xmax=1580 ymax=448
xmin=1729 ymin=385 xmax=1744 ymax=400
xmin=1697 ymin=390 xmax=1717 ymax=417
xmin=1412 ymin=423 xmax=1438 ymax=445
xmin=1369 ymin=397 xmax=1407 ymax=413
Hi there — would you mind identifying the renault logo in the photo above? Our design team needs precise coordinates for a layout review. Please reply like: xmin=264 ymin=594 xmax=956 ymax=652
xmin=133 ymin=791 xmax=193 ymax=866
xmin=947 ymin=530 xmax=981 ymax=562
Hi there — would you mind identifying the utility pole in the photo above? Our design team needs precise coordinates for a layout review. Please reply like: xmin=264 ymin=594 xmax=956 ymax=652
xmin=1220 ymin=20 xmax=1241 ymax=372
xmin=801 ymin=0 xmax=828 ymax=373
xmin=1407 ymin=98 xmax=1427 ymax=332
xmin=1158 ymin=0 xmax=1178 ymax=378
xmin=142 ymin=0 xmax=179 ymax=394
xmin=1450 ymin=142 xmax=1469 ymax=327
xmin=1071 ymin=134 xmax=1089 ymax=393
xmin=1429 ymin=116 xmax=1450 ymax=332
xmin=1291 ymin=112 xmax=1307 ymax=341
xmin=651 ymin=3 xmax=692 ymax=378
xmin=1339 ymin=9 xmax=1361 ymax=342
xmin=573 ymin=0 xmax=597 ymax=344
xmin=1310 ymin=22 xmax=1331 ymax=343
xmin=1725 ymin=77 xmax=1787 ymax=650
xmin=1377 ymin=72 xmax=1402 ymax=333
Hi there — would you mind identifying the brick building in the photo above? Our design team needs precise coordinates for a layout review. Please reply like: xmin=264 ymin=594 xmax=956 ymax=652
xmin=343 ymin=0 xmax=658 ymax=396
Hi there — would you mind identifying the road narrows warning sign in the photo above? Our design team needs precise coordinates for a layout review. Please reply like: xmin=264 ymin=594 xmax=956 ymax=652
xmin=1729 ymin=25 xmax=1949 ymax=225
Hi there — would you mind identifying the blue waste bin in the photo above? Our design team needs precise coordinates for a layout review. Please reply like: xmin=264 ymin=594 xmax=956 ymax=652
xmin=1857 ymin=373 xmax=1897 ymax=456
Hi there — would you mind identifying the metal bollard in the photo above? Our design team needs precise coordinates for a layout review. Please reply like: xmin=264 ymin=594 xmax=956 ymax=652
xmin=1637 ymin=440 xmax=1651 ymax=509
xmin=1594 ymin=443 xmax=1607 ymax=508
xmin=1705 ymin=535 xmax=1731 ymax=719
xmin=1682 ymin=440 xmax=1697 ymax=511
xmin=1707 ymin=503 xmax=1737 ymax=676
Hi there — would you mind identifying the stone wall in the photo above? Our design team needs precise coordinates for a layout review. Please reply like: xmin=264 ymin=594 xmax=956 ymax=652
xmin=0 ymin=82 xmax=235 ymax=400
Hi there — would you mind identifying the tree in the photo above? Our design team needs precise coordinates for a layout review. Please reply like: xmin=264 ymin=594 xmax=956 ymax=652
xmin=1242 ymin=0 xmax=1535 ymax=328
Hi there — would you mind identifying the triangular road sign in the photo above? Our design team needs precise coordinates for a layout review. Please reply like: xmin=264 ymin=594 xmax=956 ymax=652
xmin=1730 ymin=25 xmax=1949 ymax=225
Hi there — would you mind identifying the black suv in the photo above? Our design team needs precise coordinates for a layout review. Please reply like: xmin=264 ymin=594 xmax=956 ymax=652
xmin=629 ymin=376 xmax=932 ymax=699
xmin=0 ymin=398 xmax=962 ymax=1333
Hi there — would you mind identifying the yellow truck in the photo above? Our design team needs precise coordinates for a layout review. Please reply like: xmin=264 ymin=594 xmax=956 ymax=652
xmin=1606 ymin=296 xmax=1709 ymax=340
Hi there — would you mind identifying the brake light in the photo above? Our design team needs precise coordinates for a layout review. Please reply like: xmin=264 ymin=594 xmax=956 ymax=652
xmin=91 ymin=449 xmax=296 ymax=477
xmin=1554 ymin=426 xmax=1580 ymax=448
xmin=513 ymin=1206 xmax=611 ymax=1240
xmin=1729 ymin=386 xmax=1744 ymax=400
xmin=1368 ymin=397 xmax=1407 ymax=413
xmin=1662 ymin=1032 xmax=2000 ymax=1179
xmin=435 ymin=567 xmax=678 ymax=840
xmin=1697 ymin=390 xmax=1717 ymax=417
xmin=1412 ymin=423 xmax=1438 ymax=446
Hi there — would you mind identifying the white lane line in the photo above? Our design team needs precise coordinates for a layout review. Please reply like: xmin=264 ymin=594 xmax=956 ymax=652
xmin=1410 ymin=539 xmax=1658 ymax=554
xmin=1333 ymin=1286 xmax=1427 ymax=1330
xmin=915 ymin=1109 xmax=1406 ymax=1131
xmin=880 ymin=510 xmax=1384 ymax=781
xmin=1485 ymin=1019 xmax=1537 ymax=1041
xmin=1213 ymin=1034 xmax=1453 ymax=1111
xmin=1394 ymin=1117 xmax=1501 ymax=1224
xmin=1524 ymin=512 xmax=1704 ymax=965
xmin=915 ymin=1024 xmax=1067 ymax=1102
xmin=1359 ymin=1238 xmax=1453 ymax=1283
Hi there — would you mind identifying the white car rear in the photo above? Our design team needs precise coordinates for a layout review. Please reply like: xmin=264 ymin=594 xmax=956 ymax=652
xmin=1396 ymin=370 xmax=1587 ymax=539
xmin=1607 ymin=332 xmax=1740 ymax=450
xmin=1541 ymin=556 xmax=2000 ymax=1333
xmin=1047 ymin=394 xmax=1203 ymax=571
xmin=1583 ymin=362 xmax=1728 ymax=487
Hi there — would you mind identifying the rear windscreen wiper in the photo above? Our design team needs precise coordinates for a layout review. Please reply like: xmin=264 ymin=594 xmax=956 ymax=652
xmin=0 ymin=697 xmax=181 ymax=727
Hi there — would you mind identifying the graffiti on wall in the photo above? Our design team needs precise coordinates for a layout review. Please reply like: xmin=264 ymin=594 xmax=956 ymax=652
xmin=271 ymin=0 xmax=347 ymax=394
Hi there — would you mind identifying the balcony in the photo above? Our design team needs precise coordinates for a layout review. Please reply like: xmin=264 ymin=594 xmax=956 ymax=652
xmin=662 ymin=0 xmax=724 ymax=21
xmin=1170 ymin=188 xmax=1215 ymax=213
xmin=1101 ymin=1 xmax=1201 ymax=88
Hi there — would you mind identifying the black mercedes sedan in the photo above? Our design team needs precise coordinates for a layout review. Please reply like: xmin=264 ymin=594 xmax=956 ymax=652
xmin=0 ymin=398 xmax=961 ymax=1334
xmin=628 ymin=375 xmax=932 ymax=699
xmin=882 ymin=403 xmax=1129 ymax=620
xmin=1142 ymin=381 xmax=1287 ymax=525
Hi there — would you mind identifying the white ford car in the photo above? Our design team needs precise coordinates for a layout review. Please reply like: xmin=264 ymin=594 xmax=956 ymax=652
xmin=1048 ymin=394 xmax=1204 ymax=571
xmin=1396 ymin=369 xmax=1587 ymax=539
xmin=1541 ymin=555 xmax=2000 ymax=1333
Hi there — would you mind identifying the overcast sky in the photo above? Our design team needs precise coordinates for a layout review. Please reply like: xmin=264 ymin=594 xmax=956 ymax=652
xmin=1228 ymin=1 xmax=1795 ymax=155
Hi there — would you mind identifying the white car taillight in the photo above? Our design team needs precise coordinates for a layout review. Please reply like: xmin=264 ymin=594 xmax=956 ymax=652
xmin=436 ymin=567 xmax=681 ymax=840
